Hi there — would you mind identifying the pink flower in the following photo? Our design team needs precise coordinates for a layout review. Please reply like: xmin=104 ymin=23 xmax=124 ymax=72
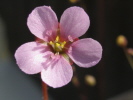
xmin=15 ymin=6 xmax=102 ymax=88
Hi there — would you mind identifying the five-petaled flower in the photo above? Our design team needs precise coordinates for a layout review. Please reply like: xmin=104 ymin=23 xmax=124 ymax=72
xmin=15 ymin=6 xmax=102 ymax=88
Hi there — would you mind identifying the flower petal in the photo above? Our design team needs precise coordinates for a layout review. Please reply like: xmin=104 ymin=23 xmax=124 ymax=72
xmin=27 ymin=6 xmax=58 ymax=41
xmin=67 ymin=38 xmax=102 ymax=68
xmin=41 ymin=55 xmax=73 ymax=88
xmin=15 ymin=42 xmax=51 ymax=74
xmin=60 ymin=6 xmax=90 ymax=41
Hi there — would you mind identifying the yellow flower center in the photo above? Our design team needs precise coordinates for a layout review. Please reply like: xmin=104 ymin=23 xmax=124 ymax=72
xmin=49 ymin=36 xmax=66 ymax=53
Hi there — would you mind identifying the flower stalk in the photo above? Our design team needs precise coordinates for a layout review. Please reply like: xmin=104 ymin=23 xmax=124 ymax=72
xmin=42 ymin=81 xmax=48 ymax=100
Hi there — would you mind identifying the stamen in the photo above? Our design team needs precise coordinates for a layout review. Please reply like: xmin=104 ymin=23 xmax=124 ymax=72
xmin=49 ymin=41 xmax=55 ymax=48
xmin=55 ymin=43 xmax=60 ymax=48
xmin=46 ymin=31 xmax=52 ymax=36
xmin=68 ymin=35 xmax=73 ymax=42
xmin=55 ymin=43 xmax=62 ymax=52
xmin=49 ymin=41 xmax=53 ymax=45
xmin=61 ymin=41 xmax=66 ymax=48
xmin=55 ymin=36 xmax=59 ymax=42
xmin=49 ymin=35 xmax=67 ymax=53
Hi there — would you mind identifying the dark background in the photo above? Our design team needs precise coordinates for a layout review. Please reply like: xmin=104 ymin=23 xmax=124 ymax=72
xmin=0 ymin=0 xmax=133 ymax=100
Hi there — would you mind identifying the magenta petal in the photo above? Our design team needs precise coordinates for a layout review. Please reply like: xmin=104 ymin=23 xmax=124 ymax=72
xmin=60 ymin=6 xmax=90 ymax=40
xmin=27 ymin=6 xmax=58 ymax=41
xmin=67 ymin=38 xmax=102 ymax=68
xmin=15 ymin=42 xmax=51 ymax=74
xmin=41 ymin=55 xmax=73 ymax=88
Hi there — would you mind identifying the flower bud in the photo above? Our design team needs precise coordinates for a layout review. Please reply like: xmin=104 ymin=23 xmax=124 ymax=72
xmin=85 ymin=75 xmax=96 ymax=86
xmin=69 ymin=0 xmax=79 ymax=3
xmin=116 ymin=35 xmax=127 ymax=47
